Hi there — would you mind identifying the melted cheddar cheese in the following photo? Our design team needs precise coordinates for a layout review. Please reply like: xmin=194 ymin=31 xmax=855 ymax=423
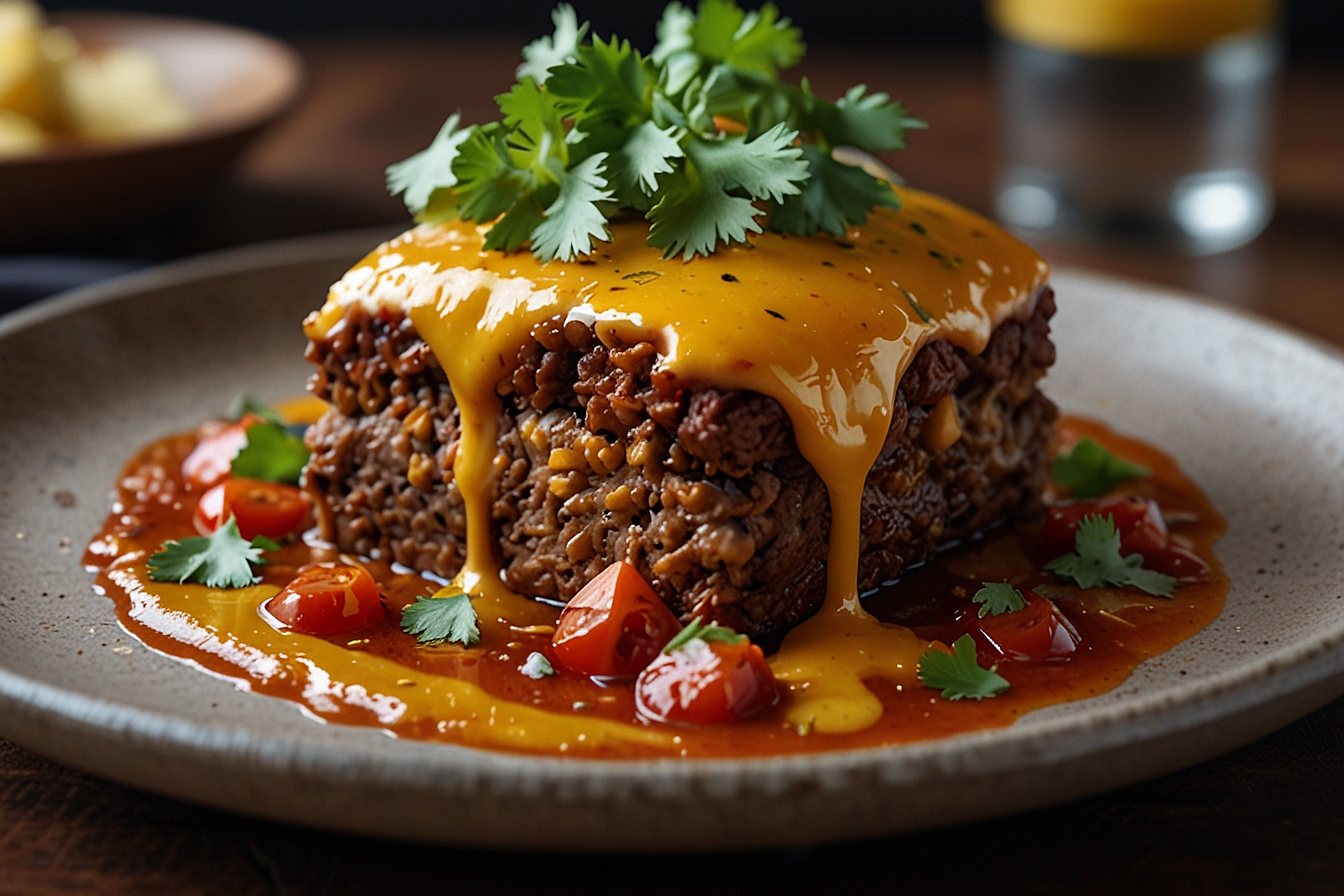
xmin=302 ymin=186 xmax=1049 ymax=733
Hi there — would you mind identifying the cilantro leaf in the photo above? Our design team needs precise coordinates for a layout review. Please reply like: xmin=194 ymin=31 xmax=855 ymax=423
xmin=147 ymin=517 xmax=276 ymax=589
xmin=724 ymin=3 xmax=805 ymax=75
xmin=400 ymin=590 xmax=480 ymax=646
xmin=483 ymin=195 xmax=550 ymax=253
xmin=230 ymin=422 xmax=309 ymax=485
xmin=613 ymin=120 xmax=683 ymax=204
xmin=798 ymin=81 xmax=925 ymax=154
xmin=1045 ymin=514 xmax=1177 ymax=598
xmin=531 ymin=152 xmax=614 ymax=262
xmin=1052 ymin=437 xmax=1152 ymax=499
xmin=648 ymin=124 xmax=807 ymax=259
xmin=771 ymin=144 xmax=900 ymax=236
xmin=546 ymin=36 xmax=653 ymax=125
xmin=663 ymin=617 xmax=746 ymax=653
xmin=654 ymin=0 xmax=804 ymax=78
xmin=386 ymin=113 xmax=473 ymax=215
xmin=517 ymin=3 xmax=588 ymax=85
xmin=450 ymin=124 xmax=520 ymax=221
xmin=918 ymin=634 xmax=1009 ymax=701
xmin=972 ymin=582 xmax=1027 ymax=618
xmin=520 ymin=651 xmax=555 ymax=679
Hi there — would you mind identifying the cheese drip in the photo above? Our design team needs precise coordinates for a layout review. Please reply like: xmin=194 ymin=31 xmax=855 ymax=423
xmin=306 ymin=187 xmax=1050 ymax=734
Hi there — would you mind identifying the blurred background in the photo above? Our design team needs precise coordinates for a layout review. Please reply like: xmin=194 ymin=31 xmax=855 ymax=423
xmin=32 ymin=0 xmax=1344 ymax=54
xmin=1 ymin=0 xmax=1341 ymax=322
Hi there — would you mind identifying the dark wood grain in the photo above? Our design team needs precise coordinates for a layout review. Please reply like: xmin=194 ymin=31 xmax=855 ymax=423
xmin=4 ymin=38 xmax=1343 ymax=894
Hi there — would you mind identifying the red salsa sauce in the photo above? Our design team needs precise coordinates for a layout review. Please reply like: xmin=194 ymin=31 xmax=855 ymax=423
xmin=84 ymin=415 xmax=1227 ymax=758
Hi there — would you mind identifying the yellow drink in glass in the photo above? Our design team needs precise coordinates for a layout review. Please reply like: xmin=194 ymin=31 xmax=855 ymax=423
xmin=990 ymin=0 xmax=1280 ymax=253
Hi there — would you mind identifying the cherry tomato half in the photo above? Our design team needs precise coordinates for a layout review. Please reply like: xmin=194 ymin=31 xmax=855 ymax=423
xmin=181 ymin=413 xmax=265 ymax=490
xmin=1041 ymin=496 xmax=1209 ymax=580
xmin=264 ymin=564 xmax=384 ymax=635
xmin=194 ymin=478 xmax=311 ymax=541
xmin=970 ymin=591 xmax=1080 ymax=664
xmin=635 ymin=636 xmax=779 ymax=725
xmin=551 ymin=561 xmax=682 ymax=679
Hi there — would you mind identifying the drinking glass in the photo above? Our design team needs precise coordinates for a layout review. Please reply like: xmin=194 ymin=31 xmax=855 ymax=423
xmin=990 ymin=0 xmax=1280 ymax=254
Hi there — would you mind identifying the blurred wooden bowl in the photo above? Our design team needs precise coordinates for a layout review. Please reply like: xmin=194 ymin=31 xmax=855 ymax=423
xmin=0 ymin=12 xmax=302 ymax=245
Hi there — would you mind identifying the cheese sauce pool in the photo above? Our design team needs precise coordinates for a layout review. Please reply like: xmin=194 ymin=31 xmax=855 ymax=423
xmin=85 ymin=417 xmax=1227 ymax=759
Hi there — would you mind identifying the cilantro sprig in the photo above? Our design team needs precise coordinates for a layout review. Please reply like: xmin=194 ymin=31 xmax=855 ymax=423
xmin=387 ymin=0 xmax=923 ymax=261
xmin=400 ymin=589 xmax=481 ymax=646
xmin=663 ymin=617 xmax=746 ymax=653
xmin=1052 ymin=437 xmax=1151 ymax=499
xmin=1045 ymin=514 xmax=1177 ymax=598
xmin=917 ymin=634 xmax=1009 ymax=701
xmin=972 ymin=582 xmax=1026 ymax=618
xmin=147 ymin=517 xmax=278 ymax=589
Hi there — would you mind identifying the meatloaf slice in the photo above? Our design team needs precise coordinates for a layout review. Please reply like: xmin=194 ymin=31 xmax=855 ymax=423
xmin=302 ymin=288 xmax=1057 ymax=639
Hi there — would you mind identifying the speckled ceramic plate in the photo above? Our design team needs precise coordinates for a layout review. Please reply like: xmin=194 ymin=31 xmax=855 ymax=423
xmin=2 ymin=231 xmax=1344 ymax=852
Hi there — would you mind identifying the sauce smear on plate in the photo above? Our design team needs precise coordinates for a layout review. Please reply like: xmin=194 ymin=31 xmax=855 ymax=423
xmin=85 ymin=415 xmax=1226 ymax=758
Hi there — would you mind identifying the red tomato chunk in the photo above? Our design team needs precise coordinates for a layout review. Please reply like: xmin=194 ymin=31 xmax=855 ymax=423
xmin=636 ymin=636 xmax=778 ymax=725
xmin=969 ymin=591 xmax=1080 ymax=664
xmin=181 ymin=413 xmax=265 ymax=490
xmin=265 ymin=565 xmax=385 ymax=635
xmin=194 ymin=478 xmax=310 ymax=541
xmin=1041 ymin=496 xmax=1209 ymax=579
xmin=551 ymin=561 xmax=681 ymax=679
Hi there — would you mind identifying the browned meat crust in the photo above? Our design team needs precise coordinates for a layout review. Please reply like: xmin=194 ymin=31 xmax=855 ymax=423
xmin=302 ymin=289 xmax=1057 ymax=638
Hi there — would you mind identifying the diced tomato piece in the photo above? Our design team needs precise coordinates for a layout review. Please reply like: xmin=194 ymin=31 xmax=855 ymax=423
xmin=181 ymin=413 xmax=265 ymax=490
xmin=264 ymin=564 xmax=384 ymax=635
xmin=194 ymin=478 xmax=310 ymax=541
xmin=970 ymin=591 xmax=1080 ymax=663
xmin=1041 ymin=496 xmax=1208 ymax=580
xmin=635 ymin=636 xmax=778 ymax=725
xmin=1144 ymin=535 xmax=1211 ymax=579
xmin=551 ymin=562 xmax=682 ymax=679
xmin=1042 ymin=496 xmax=1164 ymax=555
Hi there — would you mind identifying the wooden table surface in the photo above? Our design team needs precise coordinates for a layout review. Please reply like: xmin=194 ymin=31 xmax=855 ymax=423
xmin=4 ymin=38 xmax=1344 ymax=893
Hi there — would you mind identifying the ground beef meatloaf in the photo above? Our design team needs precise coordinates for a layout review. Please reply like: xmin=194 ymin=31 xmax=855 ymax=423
xmin=302 ymin=288 xmax=1057 ymax=640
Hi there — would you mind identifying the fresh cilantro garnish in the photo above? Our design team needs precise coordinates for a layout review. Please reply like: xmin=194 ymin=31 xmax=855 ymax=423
xmin=230 ymin=422 xmax=309 ymax=485
xmin=520 ymin=651 xmax=555 ymax=679
xmin=228 ymin=393 xmax=284 ymax=426
xmin=917 ymin=634 xmax=1009 ymax=701
xmin=647 ymin=122 xmax=806 ymax=259
xmin=146 ymin=517 xmax=278 ymax=589
xmin=1045 ymin=514 xmax=1177 ymax=598
xmin=972 ymin=582 xmax=1027 ymax=618
xmin=517 ymin=3 xmax=588 ymax=85
xmin=663 ymin=617 xmax=746 ymax=653
xmin=400 ymin=590 xmax=481 ymax=646
xmin=387 ymin=0 xmax=923 ymax=261
xmin=385 ymin=112 xmax=473 ymax=215
xmin=1052 ymin=437 xmax=1151 ymax=499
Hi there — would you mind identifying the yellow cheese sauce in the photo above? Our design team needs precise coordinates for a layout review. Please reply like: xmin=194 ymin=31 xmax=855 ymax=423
xmin=304 ymin=187 xmax=1048 ymax=734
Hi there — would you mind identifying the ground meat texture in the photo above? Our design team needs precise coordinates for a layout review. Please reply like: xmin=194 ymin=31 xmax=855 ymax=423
xmin=302 ymin=288 xmax=1058 ymax=639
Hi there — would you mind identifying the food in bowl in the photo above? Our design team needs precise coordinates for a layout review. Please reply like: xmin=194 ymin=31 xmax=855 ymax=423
xmin=85 ymin=1 xmax=1227 ymax=757
xmin=0 ymin=0 xmax=192 ymax=157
